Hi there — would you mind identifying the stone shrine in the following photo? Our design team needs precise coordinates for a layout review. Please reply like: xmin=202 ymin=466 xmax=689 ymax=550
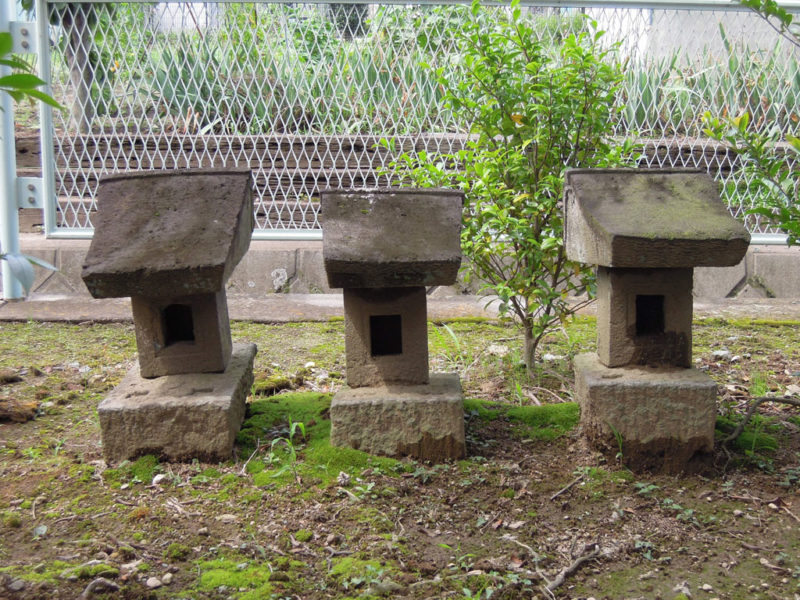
xmin=565 ymin=168 xmax=750 ymax=472
xmin=81 ymin=169 xmax=257 ymax=463
xmin=321 ymin=188 xmax=466 ymax=461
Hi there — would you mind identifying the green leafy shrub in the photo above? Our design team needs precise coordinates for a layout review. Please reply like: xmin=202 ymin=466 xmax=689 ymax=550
xmin=392 ymin=0 xmax=633 ymax=373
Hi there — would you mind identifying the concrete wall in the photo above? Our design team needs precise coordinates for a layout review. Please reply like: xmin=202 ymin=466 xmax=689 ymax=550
xmin=6 ymin=235 xmax=800 ymax=300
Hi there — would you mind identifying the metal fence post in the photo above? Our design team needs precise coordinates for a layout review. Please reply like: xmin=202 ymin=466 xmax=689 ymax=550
xmin=37 ymin=0 xmax=57 ymax=238
xmin=0 ymin=1 xmax=23 ymax=300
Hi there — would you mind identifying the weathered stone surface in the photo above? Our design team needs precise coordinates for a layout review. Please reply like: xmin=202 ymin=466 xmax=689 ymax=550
xmin=131 ymin=290 xmax=232 ymax=378
xmin=564 ymin=168 xmax=750 ymax=268
xmin=98 ymin=343 xmax=256 ymax=464
xmin=343 ymin=286 xmax=429 ymax=387
xmin=596 ymin=267 xmax=693 ymax=367
xmin=574 ymin=352 xmax=716 ymax=473
xmin=321 ymin=188 xmax=463 ymax=288
xmin=330 ymin=373 xmax=465 ymax=462
xmin=82 ymin=169 xmax=254 ymax=298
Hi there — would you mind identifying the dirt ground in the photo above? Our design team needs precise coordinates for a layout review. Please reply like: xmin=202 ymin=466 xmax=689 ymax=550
xmin=0 ymin=317 xmax=799 ymax=600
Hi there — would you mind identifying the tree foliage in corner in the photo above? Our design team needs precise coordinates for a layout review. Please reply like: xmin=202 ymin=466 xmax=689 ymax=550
xmin=704 ymin=0 xmax=799 ymax=245
xmin=391 ymin=0 xmax=633 ymax=373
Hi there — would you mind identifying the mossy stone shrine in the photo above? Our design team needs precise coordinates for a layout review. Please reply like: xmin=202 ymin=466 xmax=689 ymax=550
xmin=81 ymin=169 xmax=257 ymax=464
xmin=565 ymin=168 xmax=750 ymax=472
xmin=321 ymin=188 xmax=466 ymax=462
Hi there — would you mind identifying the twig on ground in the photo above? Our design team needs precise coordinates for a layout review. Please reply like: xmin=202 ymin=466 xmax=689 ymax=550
xmin=741 ymin=542 xmax=770 ymax=552
xmin=337 ymin=487 xmax=360 ymax=502
xmin=724 ymin=395 xmax=800 ymax=444
xmin=782 ymin=505 xmax=800 ymax=523
xmin=501 ymin=533 xmax=538 ymax=558
xmin=240 ymin=438 xmax=261 ymax=475
xmin=544 ymin=543 xmax=601 ymax=593
xmin=550 ymin=474 xmax=585 ymax=501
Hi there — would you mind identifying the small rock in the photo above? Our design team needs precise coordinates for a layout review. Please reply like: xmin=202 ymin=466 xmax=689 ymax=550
xmin=785 ymin=384 xmax=800 ymax=396
xmin=215 ymin=514 xmax=237 ymax=524
xmin=712 ymin=350 xmax=731 ymax=360
xmin=198 ymin=527 xmax=209 ymax=536
xmin=542 ymin=353 xmax=565 ymax=362
xmin=326 ymin=533 xmax=342 ymax=546
xmin=236 ymin=562 xmax=248 ymax=570
xmin=701 ymin=583 xmax=714 ymax=591
xmin=673 ymin=580 xmax=692 ymax=597
xmin=337 ymin=471 xmax=351 ymax=486
xmin=733 ymin=509 xmax=743 ymax=517
xmin=487 ymin=344 xmax=509 ymax=357
xmin=80 ymin=577 xmax=119 ymax=597
xmin=161 ymin=573 xmax=173 ymax=585
xmin=729 ymin=355 xmax=741 ymax=363
xmin=151 ymin=474 xmax=167 ymax=486
xmin=742 ymin=353 xmax=752 ymax=359
xmin=304 ymin=361 xmax=316 ymax=369
xmin=7 ymin=579 xmax=26 ymax=592
xmin=0 ymin=368 xmax=22 ymax=384
xmin=767 ymin=503 xmax=779 ymax=511
xmin=145 ymin=577 xmax=162 ymax=589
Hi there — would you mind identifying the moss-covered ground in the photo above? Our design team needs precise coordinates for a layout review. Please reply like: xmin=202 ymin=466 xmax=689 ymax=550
xmin=0 ymin=315 xmax=799 ymax=599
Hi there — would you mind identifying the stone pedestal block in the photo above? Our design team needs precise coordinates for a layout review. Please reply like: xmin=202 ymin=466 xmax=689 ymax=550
xmin=98 ymin=343 xmax=256 ymax=464
xmin=597 ymin=267 xmax=693 ymax=367
xmin=131 ymin=290 xmax=232 ymax=378
xmin=343 ymin=286 xmax=429 ymax=387
xmin=330 ymin=373 xmax=465 ymax=462
xmin=574 ymin=353 xmax=716 ymax=473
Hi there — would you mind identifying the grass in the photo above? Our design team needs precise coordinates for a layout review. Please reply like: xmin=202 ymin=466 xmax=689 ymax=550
xmin=0 ymin=317 xmax=799 ymax=599
xmin=237 ymin=392 xmax=403 ymax=487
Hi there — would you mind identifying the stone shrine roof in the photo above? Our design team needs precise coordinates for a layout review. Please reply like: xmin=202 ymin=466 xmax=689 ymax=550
xmin=564 ymin=169 xmax=750 ymax=268
xmin=321 ymin=188 xmax=463 ymax=288
xmin=82 ymin=169 xmax=254 ymax=298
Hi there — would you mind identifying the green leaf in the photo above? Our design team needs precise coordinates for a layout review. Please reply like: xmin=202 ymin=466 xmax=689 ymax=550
xmin=0 ymin=74 xmax=46 ymax=90
xmin=0 ymin=33 xmax=12 ymax=56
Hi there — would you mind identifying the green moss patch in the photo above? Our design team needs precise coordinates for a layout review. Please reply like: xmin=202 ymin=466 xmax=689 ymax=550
xmin=238 ymin=392 xmax=401 ymax=487
xmin=716 ymin=416 xmax=779 ymax=453
xmin=506 ymin=402 xmax=580 ymax=440
xmin=195 ymin=557 xmax=274 ymax=598
xmin=465 ymin=398 xmax=579 ymax=440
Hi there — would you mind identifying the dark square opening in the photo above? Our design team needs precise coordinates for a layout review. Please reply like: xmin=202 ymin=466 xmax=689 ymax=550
xmin=162 ymin=304 xmax=196 ymax=346
xmin=370 ymin=314 xmax=402 ymax=356
xmin=636 ymin=295 xmax=665 ymax=335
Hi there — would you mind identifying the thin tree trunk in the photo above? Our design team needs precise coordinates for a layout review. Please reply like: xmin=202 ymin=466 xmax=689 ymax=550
xmin=523 ymin=323 xmax=536 ymax=378
xmin=63 ymin=6 xmax=94 ymax=134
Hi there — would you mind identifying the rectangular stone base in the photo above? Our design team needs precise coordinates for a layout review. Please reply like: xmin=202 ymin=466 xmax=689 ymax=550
xmin=330 ymin=373 xmax=465 ymax=462
xmin=574 ymin=353 xmax=716 ymax=473
xmin=98 ymin=343 xmax=257 ymax=464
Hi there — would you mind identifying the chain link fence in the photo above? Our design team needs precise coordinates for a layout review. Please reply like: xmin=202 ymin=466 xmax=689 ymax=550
xmin=39 ymin=0 xmax=799 ymax=238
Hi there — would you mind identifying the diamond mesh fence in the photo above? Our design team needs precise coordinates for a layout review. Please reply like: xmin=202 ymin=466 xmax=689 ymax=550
xmin=40 ymin=0 xmax=799 ymax=237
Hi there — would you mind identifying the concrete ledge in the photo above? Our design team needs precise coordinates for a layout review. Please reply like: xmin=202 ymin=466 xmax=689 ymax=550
xmin=693 ymin=244 xmax=800 ymax=298
xmin=98 ymin=342 xmax=256 ymax=464
xmin=574 ymin=352 xmax=716 ymax=473
xmin=7 ymin=235 xmax=800 ymax=300
xmin=330 ymin=372 xmax=466 ymax=462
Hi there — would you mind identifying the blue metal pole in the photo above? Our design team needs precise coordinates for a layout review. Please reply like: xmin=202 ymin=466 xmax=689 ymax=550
xmin=1 ymin=1 xmax=23 ymax=299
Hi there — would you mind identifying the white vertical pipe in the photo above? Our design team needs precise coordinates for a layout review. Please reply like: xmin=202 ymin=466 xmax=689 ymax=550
xmin=37 ymin=0 xmax=57 ymax=237
xmin=0 ymin=0 xmax=23 ymax=299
